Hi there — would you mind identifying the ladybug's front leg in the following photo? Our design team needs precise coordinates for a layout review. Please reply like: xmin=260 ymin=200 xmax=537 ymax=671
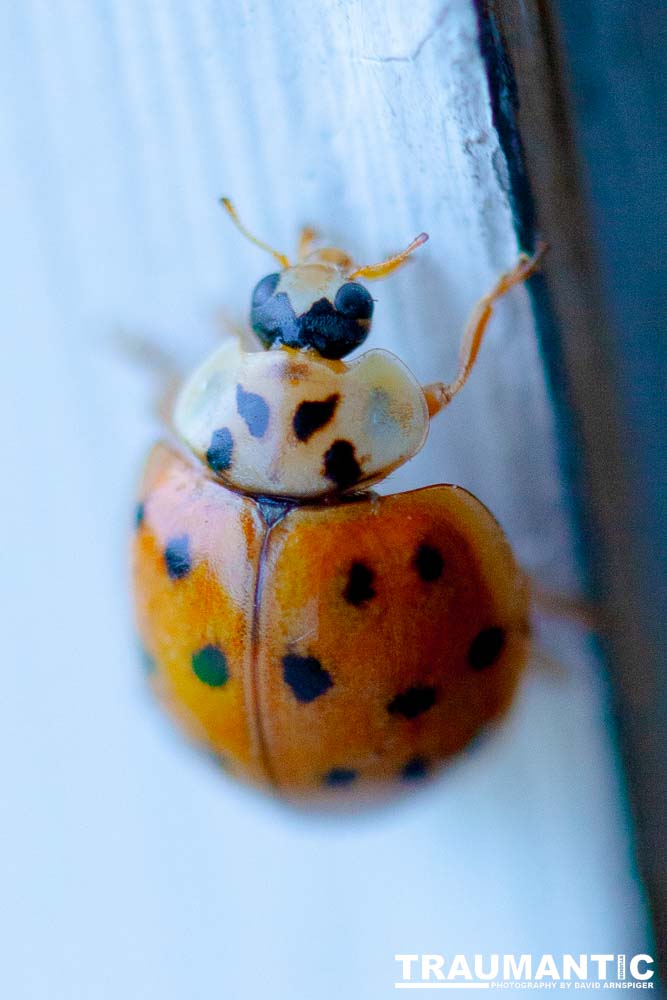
xmin=115 ymin=330 xmax=185 ymax=428
xmin=423 ymin=244 xmax=547 ymax=418
xmin=297 ymin=225 xmax=319 ymax=260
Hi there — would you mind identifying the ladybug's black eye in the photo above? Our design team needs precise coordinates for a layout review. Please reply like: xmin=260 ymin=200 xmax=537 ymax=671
xmin=252 ymin=272 xmax=280 ymax=309
xmin=334 ymin=282 xmax=374 ymax=321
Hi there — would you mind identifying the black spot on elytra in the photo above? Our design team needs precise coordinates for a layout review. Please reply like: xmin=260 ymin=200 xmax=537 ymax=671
xmin=164 ymin=535 xmax=191 ymax=580
xmin=323 ymin=439 xmax=361 ymax=489
xmin=344 ymin=562 xmax=376 ymax=606
xmin=191 ymin=644 xmax=229 ymax=687
xmin=323 ymin=767 xmax=358 ymax=787
xmin=415 ymin=543 xmax=444 ymax=581
xmin=388 ymin=685 xmax=437 ymax=719
xmin=468 ymin=626 xmax=506 ymax=670
xmin=465 ymin=725 xmax=493 ymax=755
xmin=401 ymin=756 xmax=429 ymax=781
xmin=206 ymin=427 xmax=234 ymax=473
xmin=293 ymin=393 xmax=340 ymax=442
xmin=236 ymin=383 xmax=270 ymax=438
xmin=283 ymin=654 xmax=333 ymax=703
xmin=210 ymin=752 xmax=231 ymax=772
xmin=135 ymin=502 xmax=145 ymax=529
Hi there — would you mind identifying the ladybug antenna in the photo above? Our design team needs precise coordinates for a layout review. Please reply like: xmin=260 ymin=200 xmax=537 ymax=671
xmin=220 ymin=198 xmax=291 ymax=269
xmin=348 ymin=232 xmax=429 ymax=281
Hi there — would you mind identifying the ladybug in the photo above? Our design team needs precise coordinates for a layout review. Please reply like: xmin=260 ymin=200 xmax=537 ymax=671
xmin=132 ymin=200 xmax=543 ymax=804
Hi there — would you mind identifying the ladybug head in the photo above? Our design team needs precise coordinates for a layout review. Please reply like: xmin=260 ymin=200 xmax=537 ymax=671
xmin=221 ymin=198 xmax=428 ymax=361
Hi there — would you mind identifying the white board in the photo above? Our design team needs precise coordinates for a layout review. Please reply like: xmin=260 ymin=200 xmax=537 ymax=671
xmin=0 ymin=1 xmax=651 ymax=997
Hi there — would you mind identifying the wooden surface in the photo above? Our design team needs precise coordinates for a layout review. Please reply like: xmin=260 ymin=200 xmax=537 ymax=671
xmin=484 ymin=0 xmax=665 ymax=967
xmin=0 ymin=1 xmax=653 ymax=997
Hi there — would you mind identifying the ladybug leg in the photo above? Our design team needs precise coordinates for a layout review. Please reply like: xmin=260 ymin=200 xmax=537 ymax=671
xmin=530 ymin=645 xmax=570 ymax=680
xmin=115 ymin=329 xmax=184 ymax=427
xmin=297 ymin=225 xmax=319 ymax=260
xmin=423 ymin=243 xmax=547 ymax=417
xmin=529 ymin=581 xmax=601 ymax=631
xmin=528 ymin=581 xmax=601 ymax=679
xmin=213 ymin=308 xmax=258 ymax=351
xmin=155 ymin=373 xmax=184 ymax=426
xmin=116 ymin=326 xmax=181 ymax=364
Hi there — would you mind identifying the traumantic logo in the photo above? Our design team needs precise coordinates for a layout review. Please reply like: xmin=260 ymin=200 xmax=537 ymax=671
xmin=394 ymin=954 xmax=655 ymax=989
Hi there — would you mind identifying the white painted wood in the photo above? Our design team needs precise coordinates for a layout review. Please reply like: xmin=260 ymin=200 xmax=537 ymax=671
xmin=0 ymin=1 xmax=651 ymax=997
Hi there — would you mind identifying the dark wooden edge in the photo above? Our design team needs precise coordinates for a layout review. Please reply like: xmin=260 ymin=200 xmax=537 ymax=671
xmin=474 ymin=0 xmax=665 ymax=974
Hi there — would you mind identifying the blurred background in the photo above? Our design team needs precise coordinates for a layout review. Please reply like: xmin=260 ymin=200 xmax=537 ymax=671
xmin=0 ymin=1 xmax=662 ymax=997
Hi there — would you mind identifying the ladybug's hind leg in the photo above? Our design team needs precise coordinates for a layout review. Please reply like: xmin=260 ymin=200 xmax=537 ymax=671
xmin=423 ymin=244 xmax=547 ymax=418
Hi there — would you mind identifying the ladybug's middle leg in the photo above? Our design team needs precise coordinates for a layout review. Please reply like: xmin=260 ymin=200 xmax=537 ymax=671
xmin=527 ymin=582 xmax=602 ymax=682
xmin=423 ymin=244 xmax=547 ymax=418
xmin=529 ymin=579 xmax=601 ymax=631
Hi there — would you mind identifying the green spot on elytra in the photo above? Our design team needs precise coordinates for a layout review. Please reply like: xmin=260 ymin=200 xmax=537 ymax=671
xmin=135 ymin=502 xmax=145 ymax=529
xmin=140 ymin=647 xmax=156 ymax=675
xmin=192 ymin=645 xmax=229 ymax=687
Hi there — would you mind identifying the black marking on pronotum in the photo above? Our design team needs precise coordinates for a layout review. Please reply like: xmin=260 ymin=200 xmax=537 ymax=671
xmin=236 ymin=383 xmax=270 ymax=438
xmin=323 ymin=439 xmax=361 ymax=489
xmin=414 ymin=543 xmax=444 ymax=581
xmin=468 ymin=626 xmax=506 ymax=670
xmin=206 ymin=427 xmax=234 ymax=473
xmin=323 ymin=767 xmax=358 ymax=787
xmin=293 ymin=393 xmax=340 ymax=442
xmin=344 ymin=562 xmax=376 ymax=606
xmin=135 ymin=501 xmax=145 ymax=529
xmin=251 ymin=290 xmax=371 ymax=360
xmin=401 ymin=756 xmax=429 ymax=781
xmin=387 ymin=685 xmax=437 ymax=720
xmin=282 ymin=654 xmax=333 ymax=703
xmin=164 ymin=535 xmax=191 ymax=580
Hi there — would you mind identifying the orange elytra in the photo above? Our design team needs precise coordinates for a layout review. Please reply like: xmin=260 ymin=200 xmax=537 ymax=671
xmin=132 ymin=200 xmax=544 ymax=805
